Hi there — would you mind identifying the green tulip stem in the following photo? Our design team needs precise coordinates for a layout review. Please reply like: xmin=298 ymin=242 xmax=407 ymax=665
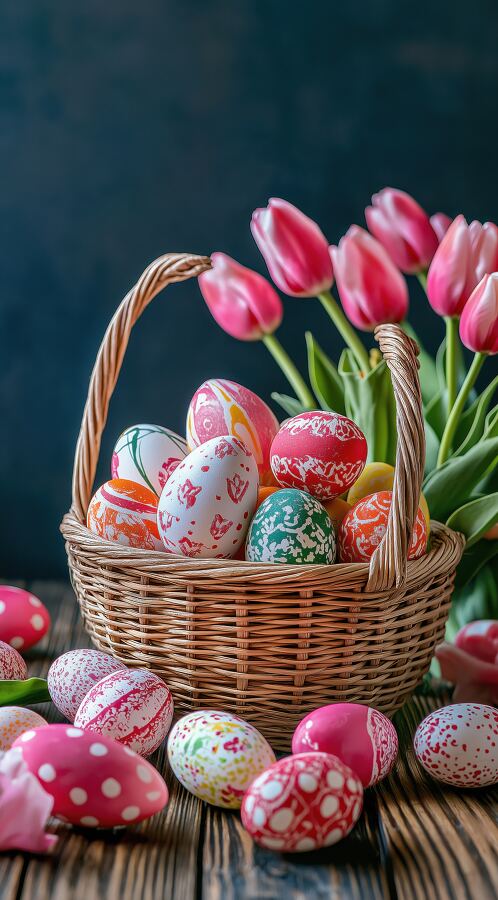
xmin=262 ymin=333 xmax=315 ymax=409
xmin=417 ymin=270 xmax=428 ymax=292
xmin=445 ymin=316 xmax=459 ymax=413
xmin=318 ymin=290 xmax=371 ymax=373
xmin=437 ymin=351 xmax=487 ymax=467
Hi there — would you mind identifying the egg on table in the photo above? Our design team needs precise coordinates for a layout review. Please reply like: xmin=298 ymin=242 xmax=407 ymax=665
xmin=270 ymin=411 xmax=367 ymax=501
xmin=0 ymin=640 xmax=28 ymax=680
xmin=292 ymin=703 xmax=398 ymax=788
xmin=186 ymin=378 xmax=279 ymax=485
xmin=157 ymin=436 xmax=258 ymax=558
xmin=339 ymin=490 xmax=427 ymax=563
xmin=111 ymin=423 xmax=188 ymax=496
xmin=347 ymin=462 xmax=430 ymax=531
xmin=87 ymin=478 xmax=163 ymax=551
xmin=167 ymin=710 xmax=276 ymax=808
xmin=0 ymin=585 xmax=50 ymax=651
xmin=48 ymin=649 xmax=127 ymax=721
xmin=414 ymin=703 xmax=498 ymax=788
xmin=241 ymin=751 xmax=363 ymax=852
xmin=74 ymin=668 xmax=174 ymax=756
xmin=14 ymin=724 xmax=168 ymax=827
xmin=246 ymin=488 xmax=336 ymax=564
xmin=0 ymin=707 xmax=47 ymax=751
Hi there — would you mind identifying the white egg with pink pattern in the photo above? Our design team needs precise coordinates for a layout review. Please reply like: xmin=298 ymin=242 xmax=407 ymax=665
xmin=48 ymin=649 xmax=127 ymax=721
xmin=414 ymin=703 xmax=498 ymax=788
xmin=0 ymin=640 xmax=27 ymax=681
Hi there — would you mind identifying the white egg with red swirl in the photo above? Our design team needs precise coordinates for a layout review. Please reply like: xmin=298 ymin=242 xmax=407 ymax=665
xmin=111 ymin=423 xmax=188 ymax=496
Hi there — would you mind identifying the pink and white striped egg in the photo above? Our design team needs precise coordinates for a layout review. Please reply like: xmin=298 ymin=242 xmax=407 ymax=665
xmin=74 ymin=668 xmax=174 ymax=756
xmin=241 ymin=752 xmax=363 ymax=852
xmin=13 ymin=724 xmax=168 ymax=827
xmin=157 ymin=435 xmax=258 ymax=558
xmin=0 ymin=640 xmax=28 ymax=680
xmin=48 ymin=649 xmax=127 ymax=721
xmin=292 ymin=703 xmax=398 ymax=788
xmin=414 ymin=703 xmax=498 ymax=787
xmin=0 ymin=585 xmax=50 ymax=651
xmin=186 ymin=379 xmax=279 ymax=484
xmin=0 ymin=707 xmax=47 ymax=750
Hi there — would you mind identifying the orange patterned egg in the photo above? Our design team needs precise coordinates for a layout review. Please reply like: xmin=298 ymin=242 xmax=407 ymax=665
xmin=87 ymin=479 xmax=163 ymax=550
xmin=0 ymin=707 xmax=47 ymax=751
xmin=339 ymin=490 xmax=427 ymax=563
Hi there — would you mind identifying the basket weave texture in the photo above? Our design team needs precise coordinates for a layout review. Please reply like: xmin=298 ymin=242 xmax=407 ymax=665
xmin=61 ymin=253 xmax=465 ymax=750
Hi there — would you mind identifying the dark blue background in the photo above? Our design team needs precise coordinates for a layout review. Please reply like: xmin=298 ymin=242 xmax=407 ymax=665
xmin=2 ymin=1 xmax=498 ymax=577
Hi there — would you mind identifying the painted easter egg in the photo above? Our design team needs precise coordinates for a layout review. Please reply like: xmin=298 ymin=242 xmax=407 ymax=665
xmin=339 ymin=490 xmax=427 ymax=563
xmin=414 ymin=703 xmax=498 ymax=788
xmin=48 ymin=649 xmax=127 ymax=721
xmin=157 ymin=436 xmax=258 ymax=558
xmin=186 ymin=379 xmax=279 ymax=484
xmin=167 ymin=710 xmax=276 ymax=808
xmin=323 ymin=497 xmax=351 ymax=536
xmin=292 ymin=703 xmax=398 ymax=788
xmin=14 ymin=724 xmax=168 ymax=827
xmin=0 ymin=707 xmax=47 ymax=751
xmin=0 ymin=585 xmax=50 ymax=651
xmin=347 ymin=462 xmax=430 ymax=531
xmin=255 ymin=485 xmax=280 ymax=511
xmin=270 ymin=412 xmax=367 ymax=501
xmin=74 ymin=668 xmax=173 ymax=756
xmin=87 ymin=479 xmax=163 ymax=551
xmin=241 ymin=752 xmax=363 ymax=852
xmin=0 ymin=641 xmax=28 ymax=680
xmin=111 ymin=423 xmax=188 ymax=496
xmin=455 ymin=621 xmax=498 ymax=664
xmin=246 ymin=488 xmax=336 ymax=564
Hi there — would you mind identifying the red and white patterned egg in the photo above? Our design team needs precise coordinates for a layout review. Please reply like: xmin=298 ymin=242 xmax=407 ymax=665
xmin=87 ymin=479 xmax=163 ymax=551
xmin=0 ymin=586 xmax=51 ymax=651
xmin=339 ymin=490 xmax=427 ymax=562
xmin=157 ymin=436 xmax=258 ymax=558
xmin=13 ymin=724 xmax=168 ymax=827
xmin=0 ymin=641 xmax=28 ymax=680
xmin=186 ymin=379 xmax=279 ymax=484
xmin=414 ymin=703 xmax=498 ymax=787
xmin=74 ymin=668 xmax=174 ymax=756
xmin=111 ymin=423 xmax=188 ymax=496
xmin=270 ymin=412 xmax=367 ymax=501
xmin=292 ymin=703 xmax=398 ymax=788
xmin=0 ymin=707 xmax=47 ymax=750
xmin=48 ymin=649 xmax=127 ymax=721
xmin=241 ymin=752 xmax=363 ymax=852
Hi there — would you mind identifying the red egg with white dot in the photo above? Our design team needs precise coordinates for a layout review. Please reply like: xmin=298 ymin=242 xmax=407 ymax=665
xmin=270 ymin=412 xmax=367 ymax=501
xmin=339 ymin=490 xmax=427 ymax=563
xmin=414 ymin=703 xmax=498 ymax=788
xmin=0 ymin=641 xmax=28 ymax=680
xmin=241 ymin=751 xmax=363 ymax=853
xmin=74 ymin=668 xmax=174 ymax=756
xmin=48 ymin=649 xmax=127 ymax=721
xmin=13 ymin=724 xmax=168 ymax=827
xmin=0 ymin=586 xmax=50 ymax=651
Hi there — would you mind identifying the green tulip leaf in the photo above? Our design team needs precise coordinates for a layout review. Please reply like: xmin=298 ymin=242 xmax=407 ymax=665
xmin=453 ymin=376 xmax=498 ymax=457
xmin=271 ymin=392 xmax=308 ymax=419
xmin=423 ymin=437 xmax=498 ymax=522
xmin=0 ymin=677 xmax=51 ymax=707
xmin=483 ymin=405 xmax=498 ymax=440
xmin=446 ymin=564 xmax=498 ymax=643
xmin=453 ymin=539 xmax=498 ymax=592
xmin=424 ymin=418 xmax=440 ymax=476
xmin=305 ymin=332 xmax=345 ymax=414
xmin=424 ymin=388 xmax=448 ymax=441
xmin=446 ymin=492 xmax=498 ymax=547
xmin=339 ymin=349 xmax=397 ymax=465
xmin=402 ymin=322 xmax=440 ymax=405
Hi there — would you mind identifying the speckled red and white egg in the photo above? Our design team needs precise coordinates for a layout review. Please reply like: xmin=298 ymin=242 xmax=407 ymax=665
xmin=87 ymin=478 xmax=163 ymax=551
xmin=0 ymin=585 xmax=50 ymax=651
xmin=74 ymin=668 xmax=173 ymax=756
xmin=270 ymin=412 xmax=367 ymax=501
xmin=0 ymin=707 xmax=47 ymax=750
xmin=414 ymin=703 xmax=498 ymax=788
xmin=292 ymin=703 xmax=398 ymax=788
xmin=13 ymin=724 xmax=168 ymax=827
xmin=186 ymin=378 xmax=279 ymax=484
xmin=0 ymin=640 xmax=28 ymax=680
xmin=339 ymin=490 xmax=427 ymax=563
xmin=241 ymin=752 xmax=363 ymax=852
xmin=157 ymin=436 xmax=258 ymax=559
xmin=48 ymin=649 xmax=127 ymax=721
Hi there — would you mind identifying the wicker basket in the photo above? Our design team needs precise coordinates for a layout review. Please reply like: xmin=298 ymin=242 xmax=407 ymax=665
xmin=61 ymin=252 xmax=465 ymax=750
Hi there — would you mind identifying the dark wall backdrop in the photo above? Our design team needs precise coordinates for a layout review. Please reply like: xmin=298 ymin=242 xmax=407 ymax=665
xmin=1 ymin=1 xmax=498 ymax=577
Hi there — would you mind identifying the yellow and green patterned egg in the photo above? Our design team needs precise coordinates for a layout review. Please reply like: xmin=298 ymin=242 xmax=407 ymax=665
xmin=246 ymin=488 xmax=336 ymax=564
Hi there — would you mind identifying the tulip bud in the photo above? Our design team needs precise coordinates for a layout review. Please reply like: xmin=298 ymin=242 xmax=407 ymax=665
xmin=426 ymin=215 xmax=476 ymax=316
xmin=430 ymin=212 xmax=452 ymax=242
xmin=459 ymin=273 xmax=498 ymax=355
xmin=330 ymin=226 xmax=409 ymax=331
xmin=469 ymin=220 xmax=498 ymax=283
xmin=198 ymin=252 xmax=283 ymax=341
xmin=251 ymin=198 xmax=333 ymax=297
xmin=365 ymin=187 xmax=439 ymax=274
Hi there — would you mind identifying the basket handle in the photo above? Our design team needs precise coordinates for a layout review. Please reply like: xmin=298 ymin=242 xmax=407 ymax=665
xmin=71 ymin=252 xmax=211 ymax=522
xmin=366 ymin=324 xmax=425 ymax=591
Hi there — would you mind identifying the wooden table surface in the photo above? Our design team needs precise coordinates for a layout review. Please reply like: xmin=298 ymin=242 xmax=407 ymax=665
xmin=0 ymin=581 xmax=497 ymax=900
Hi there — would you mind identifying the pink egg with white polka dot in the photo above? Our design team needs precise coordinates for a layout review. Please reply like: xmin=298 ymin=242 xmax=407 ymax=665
xmin=74 ymin=668 xmax=174 ymax=756
xmin=0 ymin=586 xmax=50 ymax=651
xmin=292 ymin=703 xmax=398 ymax=788
xmin=414 ymin=703 xmax=498 ymax=788
xmin=0 ymin=640 xmax=28 ymax=680
xmin=48 ymin=649 xmax=127 ymax=721
xmin=13 ymin=724 xmax=168 ymax=828
xmin=241 ymin=752 xmax=363 ymax=853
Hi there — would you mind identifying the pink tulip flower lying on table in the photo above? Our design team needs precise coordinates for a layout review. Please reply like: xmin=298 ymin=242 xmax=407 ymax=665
xmin=365 ymin=187 xmax=439 ymax=274
xmin=0 ymin=747 xmax=57 ymax=853
xmin=436 ymin=621 xmax=498 ymax=706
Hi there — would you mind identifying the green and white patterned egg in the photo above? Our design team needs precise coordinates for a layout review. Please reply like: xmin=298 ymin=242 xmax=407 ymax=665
xmin=245 ymin=488 xmax=336 ymax=564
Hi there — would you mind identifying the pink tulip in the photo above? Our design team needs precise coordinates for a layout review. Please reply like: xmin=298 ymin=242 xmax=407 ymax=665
xmin=0 ymin=747 xmax=57 ymax=853
xmin=330 ymin=226 xmax=409 ymax=331
xmin=198 ymin=252 xmax=283 ymax=341
xmin=455 ymin=620 xmax=498 ymax=663
xmin=460 ymin=273 xmax=498 ymax=354
xmin=469 ymin=220 xmax=498 ymax=283
xmin=365 ymin=187 xmax=439 ymax=274
xmin=436 ymin=642 xmax=498 ymax=705
xmin=426 ymin=215 xmax=476 ymax=316
xmin=251 ymin=198 xmax=333 ymax=297
xmin=430 ymin=212 xmax=452 ymax=242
